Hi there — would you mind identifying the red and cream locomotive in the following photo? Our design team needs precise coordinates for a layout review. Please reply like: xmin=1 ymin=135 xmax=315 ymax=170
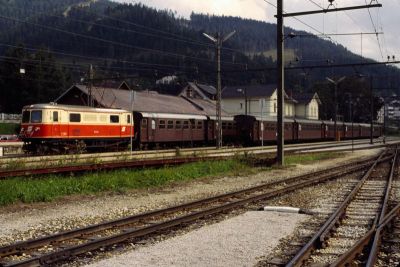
xmin=20 ymin=103 xmax=133 ymax=153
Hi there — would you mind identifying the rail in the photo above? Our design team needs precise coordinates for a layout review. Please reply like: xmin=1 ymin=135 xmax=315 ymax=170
xmin=0 ymin=155 xmax=380 ymax=266
xmin=285 ymin=149 xmax=392 ymax=267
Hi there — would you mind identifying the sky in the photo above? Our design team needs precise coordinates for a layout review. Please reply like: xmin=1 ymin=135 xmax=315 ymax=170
xmin=112 ymin=0 xmax=399 ymax=64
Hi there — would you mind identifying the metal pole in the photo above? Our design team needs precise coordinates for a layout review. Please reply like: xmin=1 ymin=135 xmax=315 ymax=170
xmin=216 ymin=36 xmax=222 ymax=149
xmin=130 ymin=90 xmax=134 ymax=154
xmin=334 ymin=83 xmax=338 ymax=141
xmin=261 ymin=99 xmax=264 ymax=147
xmin=277 ymin=0 xmax=284 ymax=165
xmin=370 ymin=76 xmax=374 ymax=144
xmin=245 ymin=88 xmax=248 ymax=116
xmin=383 ymin=101 xmax=386 ymax=144
xmin=350 ymin=94 xmax=353 ymax=152
xmin=87 ymin=64 xmax=94 ymax=107
xmin=203 ymin=31 xmax=235 ymax=150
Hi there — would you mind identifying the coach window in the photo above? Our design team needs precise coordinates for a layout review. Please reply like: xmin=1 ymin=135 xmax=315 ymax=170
xmin=197 ymin=121 xmax=202 ymax=129
xmin=53 ymin=111 xmax=59 ymax=122
xmin=183 ymin=121 xmax=189 ymax=129
xmin=151 ymin=119 xmax=156 ymax=130
xmin=176 ymin=121 xmax=182 ymax=129
xmin=159 ymin=120 xmax=166 ymax=129
xmin=110 ymin=115 xmax=119 ymax=123
xmin=222 ymin=122 xmax=227 ymax=129
xmin=69 ymin=113 xmax=81 ymax=123
xmin=167 ymin=120 xmax=174 ymax=129
xmin=141 ymin=118 xmax=147 ymax=129
xmin=22 ymin=110 xmax=30 ymax=123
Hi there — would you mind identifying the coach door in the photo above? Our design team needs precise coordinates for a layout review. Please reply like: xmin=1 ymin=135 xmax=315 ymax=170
xmin=52 ymin=111 xmax=60 ymax=137
xmin=148 ymin=119 xmax=156 ymax=142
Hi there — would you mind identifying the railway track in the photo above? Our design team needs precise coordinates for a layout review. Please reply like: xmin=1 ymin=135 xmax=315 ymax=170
xmin=0 ymin=138 xmax=394 ymax=179
xmin=0 ymin=154 xmax=384 ymax=267
xmin=0 ymin=137 xmax=389 ymax=161
xmin=264 ymin=148 xmax=398 ymax=266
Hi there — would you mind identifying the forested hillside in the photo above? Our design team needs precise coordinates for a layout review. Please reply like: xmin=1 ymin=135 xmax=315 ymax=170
xmin=0 ymin=0 xmax=398 ymax=114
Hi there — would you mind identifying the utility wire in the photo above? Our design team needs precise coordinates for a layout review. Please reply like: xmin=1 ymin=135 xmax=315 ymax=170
xmin=307 ymin=0 xmax=324 ymax=9
xmin=0 ymin=14 xmax=245 ymax=67
xmin=0 ymin=43 xmax=198 ymax=71
xmin=364 ymin=0 xmax=384 ymax=60
xmin=76 ymin=8 xmax=243 ymax=54
xmin=261 ymin=0 xmax=338 ymax=45
xmin=11 ymin=6 xmax=243 ymax=55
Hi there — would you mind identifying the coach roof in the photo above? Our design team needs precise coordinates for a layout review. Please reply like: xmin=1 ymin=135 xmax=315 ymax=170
xmin=23 ymin=103 xmax=129 ymax=113
xmin=56 ymin=85 xmax=231 ymax=118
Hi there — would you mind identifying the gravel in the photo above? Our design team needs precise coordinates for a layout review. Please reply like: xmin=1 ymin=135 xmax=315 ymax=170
xmin=87 ymin=211 xmax=307 ymax=267
xmin=0 ymin=149 xmax=382 ymax=247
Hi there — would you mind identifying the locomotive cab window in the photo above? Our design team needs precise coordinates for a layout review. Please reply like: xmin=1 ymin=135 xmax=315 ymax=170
xmin=127 ymin=115 xmax=131 ymax=124
xmin=69 ymin=113 xmax=81 ymax=123
xmin=53 ymin=111 xmax=58 ymax=122
xmin=31 ymin=110 xmax=42 ymax=123
xmin=110 ymin=115 xmax=119 ymax=123
xmin=22 ymin=110 xmax=30 ymax=123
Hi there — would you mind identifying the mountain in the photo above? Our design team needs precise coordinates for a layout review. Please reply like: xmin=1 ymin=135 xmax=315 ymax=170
xmin=0 ymin=0 xmax=398 ymax=115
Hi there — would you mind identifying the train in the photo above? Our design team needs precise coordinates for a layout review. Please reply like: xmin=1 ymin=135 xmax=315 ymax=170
xmin=20 ymin=103 xmax=383 ymax=154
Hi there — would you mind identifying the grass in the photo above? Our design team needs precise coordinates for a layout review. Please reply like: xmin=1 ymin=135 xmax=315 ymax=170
xmin=0 ymin=123 xmax=19 ymax=134
xmin=0 ymin=159 xmax=251 ymax=206
xmin=0 ymin=152 xmax=343 ymax=207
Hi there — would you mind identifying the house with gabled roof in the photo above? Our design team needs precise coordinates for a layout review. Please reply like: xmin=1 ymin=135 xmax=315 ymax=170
xmin=221 ymin=84 xmax=321 ymax=120
xmin=221 ymin=84 xmax=297 ymax=118
xmin=179 ymin=82 xmax=216 ymax=100
xmin=292 ymin=92 xmax=322 ymax=120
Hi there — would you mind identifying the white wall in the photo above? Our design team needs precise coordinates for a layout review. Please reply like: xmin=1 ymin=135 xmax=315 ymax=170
xmin=222 ymin=90 xmax=317 ymax=119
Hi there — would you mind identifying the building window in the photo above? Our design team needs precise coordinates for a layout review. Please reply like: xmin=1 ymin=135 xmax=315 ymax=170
xmin=274 ymin=103 xmax=277 ymax=113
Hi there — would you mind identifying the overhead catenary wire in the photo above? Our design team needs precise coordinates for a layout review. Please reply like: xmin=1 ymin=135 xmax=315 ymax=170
xmin=260 ymin=0 xmax=339 ymax=45
xmin=0 ymin=43 xmax=200 ymax=72
xmin=0 ymin=14 xmax=247 ymax=67
xmin=364 ymin=0 xmax=384 ymax=60
xmin=11 ymin=6 xmax=244 ymax=55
